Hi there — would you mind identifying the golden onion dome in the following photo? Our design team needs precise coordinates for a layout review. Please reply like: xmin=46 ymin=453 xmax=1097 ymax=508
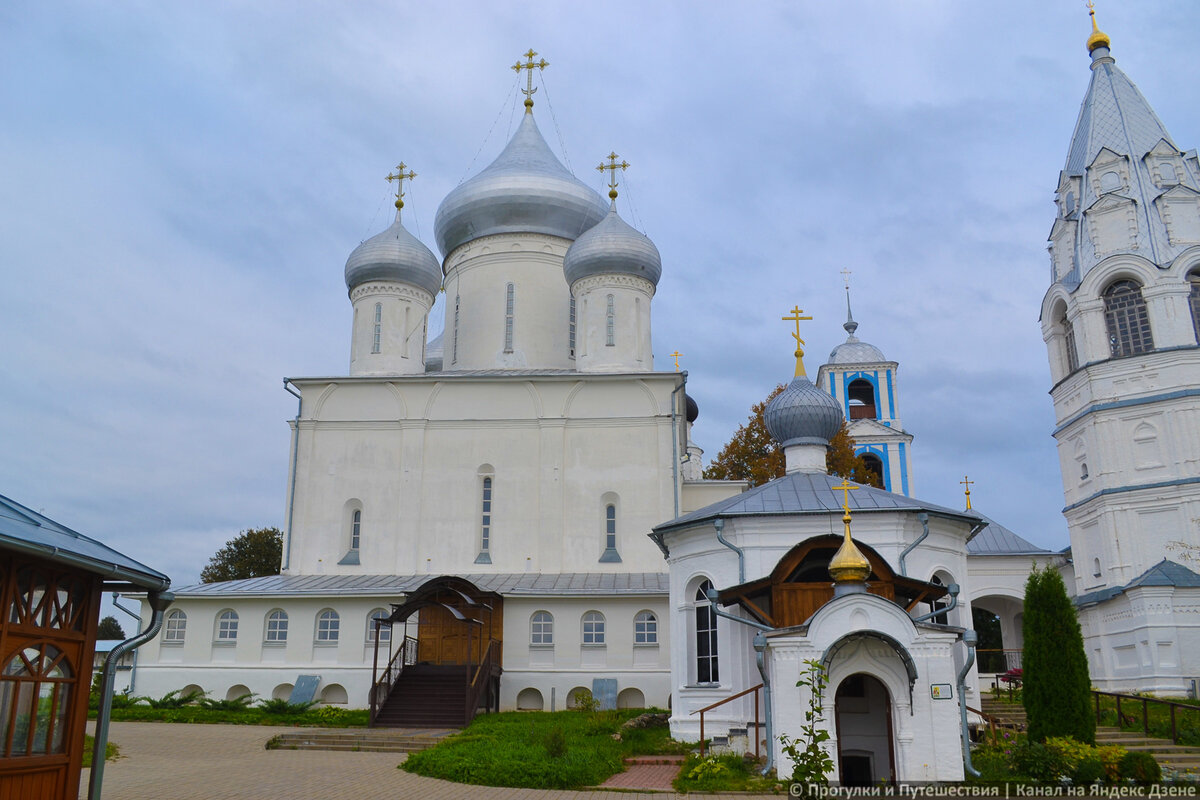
xmin=828 ymin=515 xmax=871 ymax=583
xmin=1087 ymin=6 xmax=1110 ymax=53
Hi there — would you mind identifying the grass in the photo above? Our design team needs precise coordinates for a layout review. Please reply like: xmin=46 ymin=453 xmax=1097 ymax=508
xmin=672 ymin=753 xmax=781 ymax=793
xmin=81 ymin=734 xmax=119 ymax=768
xmin=93 ymin=704 xmax=368 ymax=727
xmin=401 ymin=709 xmax=685 ymax=789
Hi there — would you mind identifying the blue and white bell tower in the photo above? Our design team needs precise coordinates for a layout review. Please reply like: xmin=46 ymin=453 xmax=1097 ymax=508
xmin=816 ymin=289 xmax=914 ymax=495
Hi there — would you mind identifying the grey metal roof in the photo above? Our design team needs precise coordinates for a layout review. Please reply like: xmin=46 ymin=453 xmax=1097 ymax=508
xmin=171 ymin=572 xmax=669 ymax=598
xmin=434 ymin=111 xmax=608 ymax=258
xmin=1056 ymin=46 xmax=1198 ymax=286
xmin=0 ymin=493 xmax=170 ymax=591
xmin=344 ymin=213 xmax=442 ymax=297
xmin=1075 ymin=559 xmax=1200 ymax=607
xmin=654 ymin=471 xmax=981 ymax=537
xmin=563 ymin=206 xmax=661 ymax=287
xmin=763 ymin=376 xmax=844 ymax=447
xmin=828 ymin=337 xmax=888 ymax=365
xmin=965 ymin=513 xmax=1051 ymax=556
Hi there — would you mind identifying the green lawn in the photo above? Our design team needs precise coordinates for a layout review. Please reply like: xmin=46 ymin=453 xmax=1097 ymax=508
xmin=401 ymin=709 xmax=685 ymax=789
xmin=93 ymin=705 xmax=368 ymax=727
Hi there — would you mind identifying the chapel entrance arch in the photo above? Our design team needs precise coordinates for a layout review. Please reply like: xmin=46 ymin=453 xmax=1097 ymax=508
xmin=834 ymin=673 xmax=895 ymax=786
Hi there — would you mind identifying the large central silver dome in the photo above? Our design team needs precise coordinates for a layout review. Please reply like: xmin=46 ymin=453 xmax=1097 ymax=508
xmin=434 ymin=112 xmax=608 ymax=258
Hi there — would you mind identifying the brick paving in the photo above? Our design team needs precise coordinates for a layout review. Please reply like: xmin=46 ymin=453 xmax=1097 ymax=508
xmin=81 ymin=722 xmax=781 ymax=800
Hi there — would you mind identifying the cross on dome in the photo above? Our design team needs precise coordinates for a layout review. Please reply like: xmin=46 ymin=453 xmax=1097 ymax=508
xmin=669 ymin=350 xmax=683 ymax=371
xmin=782 ymin=305 xmax=813 ymax=377
xmin=832 ymin=478 xmax=859 ymax=518
xmin=1086 ymin=1 xmax=1110 ymax=53
xmin=385 ymin=162 xmax=417 ymax=216
xmin=960 ymin=475 xmax=974 ymax=511
xmin=512 ymin=49 xmax=548 ymax=111
xmin=596 ymin=152 xmax=630 ymax=203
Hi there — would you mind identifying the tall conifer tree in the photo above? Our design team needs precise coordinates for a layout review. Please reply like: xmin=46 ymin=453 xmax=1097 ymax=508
xmin=1022 ymin=564 xmax=1095 ymax=744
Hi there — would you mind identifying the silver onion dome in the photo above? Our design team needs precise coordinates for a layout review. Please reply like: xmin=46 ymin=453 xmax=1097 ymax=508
xmin=345 ymin=215 xmax=443 ymax=298
xmin=434 ymin=112 xmax=608 ymax=258
xmin=563 ymin=206 xmax=662 ymax=287
xmin=764 ymin=376 xmax=844 ymax=447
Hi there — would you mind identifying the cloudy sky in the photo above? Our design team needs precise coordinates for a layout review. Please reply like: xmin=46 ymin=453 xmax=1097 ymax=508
xmin=2 ymin=1 xmax=1197 ymax=592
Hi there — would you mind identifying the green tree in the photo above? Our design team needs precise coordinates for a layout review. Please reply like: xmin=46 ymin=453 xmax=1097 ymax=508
xmin=1022 ymin=564 xmax=1094 ymax=744
xmin=97 ymin=615 xmax=126 ymax=639
xmin=200 ymin=527 xmax=283 ymax=583
xmin=703 ymin=385 xmax=880 ymax=488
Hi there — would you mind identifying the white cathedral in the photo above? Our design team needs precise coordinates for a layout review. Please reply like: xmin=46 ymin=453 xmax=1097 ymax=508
xmin=133 ymin=18 xmax=1200 ymax=784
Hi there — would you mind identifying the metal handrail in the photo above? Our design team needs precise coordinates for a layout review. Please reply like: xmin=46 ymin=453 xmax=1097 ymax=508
xmin=690 ymin=683 xmax=764 ymax=759
xmin=368 ymin=635 xmax=417 ymax=727
xmin=1093 ymin=689 xmax=1200 ymax=744
xmin=976 ymin=648 xmax=1023 ymax=672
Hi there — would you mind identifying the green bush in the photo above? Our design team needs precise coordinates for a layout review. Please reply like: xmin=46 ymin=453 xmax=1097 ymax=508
xmin=1072 ymin=756 xmax=1105 ymax=785
xmin=257 ymin=697 xmax=317 ymax=715
xmin=199 ymin=693 xmax=256 ymax=711
xmin=1012 ymin=741 xmax=1071 ymax=782
xmin=544 ymin=725 xmax=566 ymax=759
xmin=1118 ymin=750 xmax=1161 ymax=784
xmin=1023 ymin=565 xmax=1095 ymax=744
xmin=139 ymin=689 xmax=205 ymax=709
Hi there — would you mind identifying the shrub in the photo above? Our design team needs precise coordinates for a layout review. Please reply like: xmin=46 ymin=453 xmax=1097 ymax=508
xmin=1012 ymin=741 xmax=1071 ymax=782
xmin=199 ymin=693 xmax=256 ymax=711
xmin=1118 ymin=750 xmax=1161 ymax=784
xmin=139 ymin=689 xmax=205 ymax=709
xmin=315 ymin=705 xmax=351 ymax=723
xmin=1072 ymin=756 xmax=1105 ymax=784
xmin=257 ymin=697 xmax=317 ymax=715
xmin=571 ymin=689 xmax=600 ymax=713
xmin=544 ymin=725 xmax=566 ymax=759
xmin=1023 ymin=565 xmax=1095 ymax=744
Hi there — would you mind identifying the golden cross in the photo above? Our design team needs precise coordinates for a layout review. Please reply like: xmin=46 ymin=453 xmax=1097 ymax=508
xmin=840 ymin=267 xmax=852 ymax=290
xmin=832 ymin=478 xmax=859 ymax=517
xmin=960 ymin=475 xmax=974 ymax=511
xmin=512 ymin=49 xmax=548 ymax=111
xmin=385 ymin=163 xmax=417 ymax=215
xmin=596 ymin=152 xmax=630 ymax=202
xmin=669 ymin=350 xmax=683 ymax=371
xmin=782 ymin=305 xmax=813 ymax=377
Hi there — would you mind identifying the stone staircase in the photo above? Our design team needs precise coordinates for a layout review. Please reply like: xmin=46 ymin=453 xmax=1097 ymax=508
xmin=979 ymin=698 xmax=1200 ymax=778
xmin=267 ymin=727 xmax=454 ymax=753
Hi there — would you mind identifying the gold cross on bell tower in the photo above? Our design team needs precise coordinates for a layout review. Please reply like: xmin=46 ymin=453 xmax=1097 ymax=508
xmin=669 ymin=350 xmax=683 ymax=371
xmin=960 ymin=475 xmax=974 ymax=511
xmin=385 ymin=163 xmax=417 ymax=217
xmin=596 ymin=152 xmax=630 ymax=203
xmin=512 ymin=49 xmax=548 ymax=112
xmin=782 ymin=305 xmax=813 ymax=378
xmin=840 ymin=267 xmax=852 ymax=290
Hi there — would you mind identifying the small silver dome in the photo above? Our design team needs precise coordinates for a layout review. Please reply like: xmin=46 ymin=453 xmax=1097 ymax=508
xmin=345 ymin=215 xmax=442 ymax=298
xmin=828 ymin=339 xmax=887 ymax=364
xmin=764 ymin=376 xmax=844 ymax=447
xmin=435 ymin=112 xmax=608 ymax=258
xmin=563 ymin=206 xmax=661 ymax=287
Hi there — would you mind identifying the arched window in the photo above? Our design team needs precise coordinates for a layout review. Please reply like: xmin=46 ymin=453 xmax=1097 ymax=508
xmin=371 ymin=302 xmax=382 ymax=354
xmin=479 ymin=476 xmax=493 ymax=561
xmin=452 ymin=294 xmax=460 ymax=364
xmin=1160 ymin=163 xmax=1178 ymax=184
xmin=847 ymin=379 xmax=877 ymax=420
xmin=606 ymin=294 xmax=615 ymax=346
xmin=928 ymin=574 xmax=953 ymax=625
xmin=568 ymin=296 xmax=577 ymax=359
xmin=1060 ymin=308 xmax=1079 ymax=373
xmin=367 ymin=608 xmax=391 ymax=643
xmin=0 ymin=643 xmax=73 ymax=756
xmin=1189 ymin=273 xmax=1200 ymax=343
xmin=163 ymin=609 xmax=187 ymax=643
xmin=695 ymin=580 xmax=719 ymax=683
xmin=1100 ymin=171 xmax=1121 ymax=193
xmin=350 ymin=509 xmax=361 ymax=551
xmin=634 ymin=610 xmax=658 ymax=645
xmin=1092 ymin=558 xmax=1102 ymax=578
xmin=315 ymin=609 xmax=340 ymax=643
xmin=860 ymin=453 xmax=885 ymax=489
xmin=264 ymin=609 xmax=288 ymax=643
xmin=504 ymin=283 xmax=515 ymax=353
xmin=582 ymin=611 xmax=606 ymax=645
xmin=215 ymin=609 xmax=239 ymax=642
xmin=530 ymin=611 xmax=553 ymax=645
xmin=1103 ymin=280 xmax=1154 ymax=358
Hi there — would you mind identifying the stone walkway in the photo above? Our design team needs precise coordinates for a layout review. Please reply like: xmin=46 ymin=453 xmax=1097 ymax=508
xmin=82 ymin=722 xmax=782 ymax=799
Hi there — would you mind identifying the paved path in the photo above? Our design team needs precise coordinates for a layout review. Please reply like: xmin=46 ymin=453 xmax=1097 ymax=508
xmin=82 ymin=722 xmax=782 ymax=799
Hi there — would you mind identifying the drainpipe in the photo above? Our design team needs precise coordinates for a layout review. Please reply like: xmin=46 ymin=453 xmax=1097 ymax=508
xmin=713 ymin=519 xmax=745 ymax=584
xmin=670 ymin=372 xmax=687 ymax=519
xmin=109 ymin=593 xmax=143 ymax=695
xmin=911 ymin=583 xmax=959 ymax=623
xmin=706 ymin=589 xmax=775 ymax=775
xmin=283 ymin=379 xmax=302 ymax=571
xmin=898 ymin=512 xmax=929 ymax=577
xmin=90 ymin=591 xmax=174 ymax=800
xmin=957 ymin=630 xmax=981 ymax=778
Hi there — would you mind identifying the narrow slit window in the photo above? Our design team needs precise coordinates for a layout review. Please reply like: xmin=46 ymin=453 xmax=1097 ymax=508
xmin=605 ymin=505 xmax=616 ymax=551
xmin=452 ymin=294 xmax=460 ymax=364
xmin=504 ymin=283 xmax=515 ymax=353
xmin=606 ymin=294 xmax=615 ymax=346
xmin=1189 ymin=274 xmax=1200 ymax=344
xmin=569 ymin=296 xmax=576 ymax=359
xmin=372 ymin=303 xmax=382 ymax=354
xmin=350 ymin=509 xmax=361 ymax=551
xmin=481 ymin=477 xmax=492 ymax=554
xmin=1062 ymin=310 xmax=1079 ymax=373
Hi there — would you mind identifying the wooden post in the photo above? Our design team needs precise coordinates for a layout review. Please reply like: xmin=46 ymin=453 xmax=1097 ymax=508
xmin=1142 ymin=697 xmax=1149 ymax=736
xmin=1094 ymin=691 xmax=1100 ymax=725
xmin=1116 ymin=695 xmax=1122 ymax=728
xmin=700 ymin=712 xmax=705 ymax=757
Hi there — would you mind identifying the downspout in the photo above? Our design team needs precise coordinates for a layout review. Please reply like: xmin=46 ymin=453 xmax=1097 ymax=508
xmin=713 ymin=519 xmax=745 ymax=584
xmin=706 ymin=589 xmax=774 ymax=775
xmin=911 ymin=583 xmax=959 ymax=623
xmin=957 ymin=630 xmax=981 ymax=778
xmin=283 ymin=379 xmax=302 ymax=571
xmin=670 ymin=371 xmax=687 ymax=519
xmin=898 ymin=512 xmax=929 ymax=577
xmin=109 ymin=593 xmax=143 ymax=695
xmin=90 ymin=591 xmax=174 ymax=800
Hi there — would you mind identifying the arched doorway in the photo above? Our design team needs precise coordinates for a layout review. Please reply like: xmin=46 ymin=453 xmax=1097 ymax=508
xmin=834 ymin=673 xmax=895 ymax=785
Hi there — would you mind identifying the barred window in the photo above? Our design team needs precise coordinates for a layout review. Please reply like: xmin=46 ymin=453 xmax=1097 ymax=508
xmin=1103 ymin=280 xmax=1154 ymax=358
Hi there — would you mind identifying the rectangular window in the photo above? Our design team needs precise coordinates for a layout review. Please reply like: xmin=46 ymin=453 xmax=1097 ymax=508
xmin=504 ymin=284 xmax=515 ymax=352
xmin=634 ymin=612 xmax=658 ymax=645
xmin=582 ymin=612 xmax=605 ymax=645
xmin=569 ymin=296 xmax=576 ymax=359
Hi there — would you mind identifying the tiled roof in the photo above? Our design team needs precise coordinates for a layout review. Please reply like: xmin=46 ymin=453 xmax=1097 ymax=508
xmin=172 ymin=572 xmax=669 ymax=597
xmin=0 ymin=493 xmax=169 ymax=590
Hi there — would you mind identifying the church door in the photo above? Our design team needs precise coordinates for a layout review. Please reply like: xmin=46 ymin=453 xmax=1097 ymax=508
xmin=416 ymin=605 xmax=470 ymax=665
xmin=834 ymin=673 xmax=895 ymax=785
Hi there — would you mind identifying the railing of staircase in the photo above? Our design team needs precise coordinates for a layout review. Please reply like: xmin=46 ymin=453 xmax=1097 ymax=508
xmin=369 ymin=634 xmax=418 ymax=727
xmin=690 ymin=683 xmax=764 ymax=759
xmin=976 ymin=648 xmax=1022 ymax=674
xmin=965 ymin=705 xmax=1000 ymax=742
xmin=1093 ymin=689 xmax=1200 ymax=745
xmin=464 ymin=639 xmax=499 ymax=725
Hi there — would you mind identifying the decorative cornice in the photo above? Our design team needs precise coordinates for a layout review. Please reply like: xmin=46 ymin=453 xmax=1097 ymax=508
xmin=350 ymin=283 xmax=434 ymax=305
xmin=571 ymin=273 xmax=656 ymax=296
